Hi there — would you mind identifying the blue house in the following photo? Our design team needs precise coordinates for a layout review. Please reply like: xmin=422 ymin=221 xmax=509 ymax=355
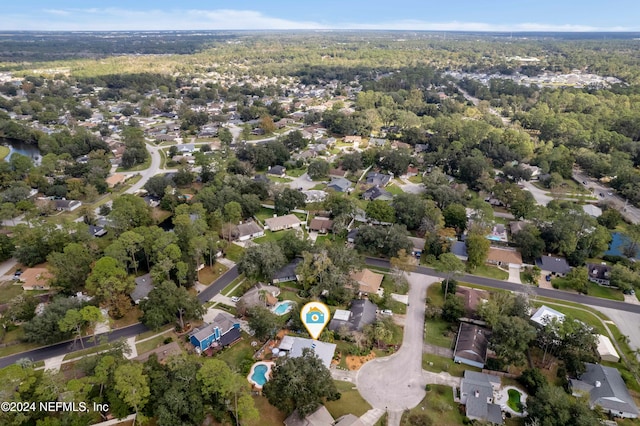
xmin=189 ymin=312 xmax=241 ymax=352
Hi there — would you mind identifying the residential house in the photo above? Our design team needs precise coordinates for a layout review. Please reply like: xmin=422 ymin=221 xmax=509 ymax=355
xmin=457 ymin=287 xmax=490 ymax=318
xmin=284 ymin=406 xmax=335 ymax=426
xmin=238 ymin=284 xmax=280 ymax=310
xmin=570 ymin=363 xmax=639 ymax=418
xmin=54 ymin=199 xmax=82 ymax=212
xmin=176 ymin=143 xmax=195 ymax=153
xmin=597 ymin=335 xmax=620 ymax=362
xmin=582 ymin=204 xmax=603 ymax=218
xmin=347 ymin=229 xmax=359 ymax=244
xmin=344 ymin=135 xmax=362 ymax=145
xmin=520 ymin=164 xmax=541 ymax=180
xmin=278 ymin=336 xmax=336 ymax=368
xmin=130 ymin=273 xmax=154 ymax=304
xmin=349 ymin=268 xmax=384 ymax=296
xmin=329 ymin=168 xmax=348 ymax=178
xmin=272 ymin=258 xmax=302 ymax=284
xmin=309 ymin=217 xmax=333 ymax=234
xmin=264 ymin=214 xmax=303 ymax=232
xmin=20 ymin=266 xmax=53 ymax=291
xmin=361 ymin=186 xmax=392 ymax=201
xmin=368 ymin=138 xmax=387 ymax=147
xmin=301 ymin=190 xmax=328 ymax=203
xmin=106 ymin=173 xmax=127 ymax=188
xmin=530 ymin=305 xmax=565 ymax=327
xmin=134 ymin=341 xmax=182 ymax=363
xmin=88 ymin=225 xmax=107 ymax=238
xmin=403 ymin=165 xmax=419 ymax=178
xmin=328 ymin=300 xmax=378 ymax=333
xmin=189 ymin=312 xmax=241 ymax=352
xmin=268 ymin=165 xmax=287 ymax=178
xmin=408 ymin=237 xmax=426 ymax=258
xmin=391 ymin=141 xmax=410 ymax=150
xmin=453 ymin=323 xmax=490 ymax=369
xmin=536 ymin=255 xmax=571 ymax=277
xmin=235 ymin=221 xmax=264 ymax=242
xmin=587 ymin=263 xmax=611 ymax=286
xmin=451 ymin=241 xmax=469 ymax=261
xmin=509 ymin=221 xmax=528 ymax=236
xmin=460 ymin=371 xmax=504 ymax=425
xmin=334 ymin=414 xmax=365 ymax=426
xmin=486 ymin=247 xmax=523 ymax=267
xmin=327 ymin=177 xmax=352 ymax=193
xmin=414 ymin=144 xmax=429 ymax=154
xmin=365 ymin=172 xmax=392 ymax=187
xmin=253 ymin=174 xmax=270 ymax=184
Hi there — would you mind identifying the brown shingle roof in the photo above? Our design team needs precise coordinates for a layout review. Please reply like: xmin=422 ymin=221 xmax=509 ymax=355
xmin=487 ymin=247 xmax=523 ymax=265
xmin=350 ymin=269 xmax=384 ymax=294
xmin=20 ymin=266 xmax=53 ymax=290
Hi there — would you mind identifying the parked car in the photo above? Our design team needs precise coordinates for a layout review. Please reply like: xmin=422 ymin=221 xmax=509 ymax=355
xmin=230 ymin=296 xmax=240 ymax=303
xmin=380 ymin=309 xmax=393 ymax=316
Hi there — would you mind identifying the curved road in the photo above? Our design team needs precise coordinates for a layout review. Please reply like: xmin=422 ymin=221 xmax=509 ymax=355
xmin=357 ymin=273 xmax=439 ymax=424
xmin=0 ymin=266 xmax=239 ymax=369
xmin=3 ymin=256 xmax=638 ymax=369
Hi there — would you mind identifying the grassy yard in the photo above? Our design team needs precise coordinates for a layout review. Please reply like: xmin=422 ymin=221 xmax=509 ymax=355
xmin=551 ymin=277 xmax=624 ymax=301
xmin=110 ymin=306 xmax=142 ymax=329
xmin=136 ymin=334 xmax=174 ymax=355
xmin=255 ymin=207 xmax=277 ymax=222
xmin=426 ymin=283 xmax=445 ymax=309
xmin=422 ymin=353 xmax=480 ymax=377
xmin=254 ymin=230 xmax=287 ymax=244
xmin=216 ymin=334 xmax=256 ymax=373
xmin=400 ymin=385 xmax=464 ymax=426
xmin=224 ymin=243 xmax=245 ymax=262
xmin=198 ymin=264 xmax=229 ymax=285
xmin=116 ymin=154 xmax=152 ymax=172
xmin=135 ymin=324 xmax=174 ymax=341
xmin=286 ymin=168 xmax=307 ymax=177
xmin=325 ymin=380 xmax=372 ymax=418
xmin=0 ymin=282 xmax=29 ymax=304
xmin=471 ymin=264 xmax=509 ymax=280
xmin=63 ymin=342 xmax=112 ymax=360
xmin=221 ymin=275 xmax=246 ymax=296
xmin=385 ymin=184 xmax=404 ymax=195
xmin=424 ymin=319 xmax=455 ymax=349
xmin=0 ymin=145 xmax=10 ymax=159
xmin=278 ymin=290 xmax=304 ymax=303
xmin=408 ymin=175 xmax=422 ymax=184
xmin=267 ymin=176 xmax=293 ymax=183
xmin=531 ymin=301 xmax=606 ymax=335
xmin=248 ymin=396 xmax=287 ymax=426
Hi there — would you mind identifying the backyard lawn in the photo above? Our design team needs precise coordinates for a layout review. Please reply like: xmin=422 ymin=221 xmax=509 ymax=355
xmin=325 ymin=380 xmax=372 ymax=418
xmin=249 ymin=396 xmax=287 ymax=426
xmin=422 ymin=353 xmax=480 ymax=377
xmin=385 ymin=184 xmax=404 ymax=195
xmin=0 ymin=281 xmax=30 ymax=304
xmin=216 ymin=334 xmax=256 ymax=373
xmin=198 ymin=264 xmax=229 ymax=285
xmin=400 ymin=385 xmax=464 ymax=426
xmin=424 ymin=319 xmax=455 ymax=349
xmin=224 ymin=243 xmax=245 ymax=262
xmin=254 ymin=230 xmax=287 ymax=244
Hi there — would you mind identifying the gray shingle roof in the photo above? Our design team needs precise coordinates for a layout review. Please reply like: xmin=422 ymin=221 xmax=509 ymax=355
xmin=327 ymin=177 xmax=352 ymax=192
xmin=130 ymin=273 xmax=153 ymax=303
xmin=329 ymin=299 xmax=378 ymax=332
xmin=574 ymin=363 xmax=639 ymax=416
xmin=454 ymin=323 xmax=490 ymax=366
xmin=461 ymin=371 xmax=503 ymax=424
xmin=536 ymin=255 xmax=571 ymax=274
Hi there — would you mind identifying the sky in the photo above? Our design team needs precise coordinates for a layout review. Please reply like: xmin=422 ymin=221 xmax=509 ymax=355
xmin=1 ymin=1 xmax=640 ymax=32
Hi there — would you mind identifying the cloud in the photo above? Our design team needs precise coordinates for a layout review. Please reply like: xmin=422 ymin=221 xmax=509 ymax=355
xmin=0 ymin=8 xmax=636 ymax=32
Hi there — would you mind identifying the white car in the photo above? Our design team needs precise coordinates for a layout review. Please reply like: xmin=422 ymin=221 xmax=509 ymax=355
xmin=230 ymin=296 xmax=240 ymax=303
xmin=380 ymin=309 xmax=393 ymax=316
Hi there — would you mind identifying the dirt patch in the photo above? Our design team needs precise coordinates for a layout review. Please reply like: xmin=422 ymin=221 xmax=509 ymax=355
xmin=345 ymin=351 xmax=377 ymax=371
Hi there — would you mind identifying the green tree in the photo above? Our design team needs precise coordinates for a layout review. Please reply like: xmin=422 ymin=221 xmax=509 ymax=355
xmin=512 ymin=225 xmax=546 ymax=263
xmin=247 ymin=306 xmax=281 ymax=341
xmin=114 ymin=363 xmax=150 ymax=425
xmin=392 ymin=193 xmax=426 ymax=230
xmin=274 ymin=188 xmax=306 ymax=215
xmin=218 ymin=127 xmax=233 ymax=145
xmin=140 ymin=280 xmax=204 ymax=330
xmin=263 ymin=348 xmax=339 ymax=417
xmin=565 ymin=267 xmax=589 ymax=294
xmin=526 ymin=385 xmax=599 ymax=426
xmin=365 ymin=200 xmax=395 ymax=223
xmin=434 ymin=252 xmax=465 ymax=299
xmin=442 ymin=203 xmax=467 ymax=233
xmin=465 ymin=232 xmax=490 ymax=271
xmin=441 ymin=295 xmax=465 ymax=323
xmin=490 ymin=316 xmax=537 ymax=369
xmin=85 ymin=256 xmax=135 ymax=307
xmin=610 ymin=263 xmax=640 ymax=292
xmin=45 ymin=242 xmax=92 ymax=293
xmin=237 ymin=242 xmax=287 ymax=281
xmin=23 ymin=297 xmax=84 ymax=344
xmin=223 ymin=201 xmax=243 ymax=224
xmin=307 ymin=159 xmax=330 ymax=180
xmin=197 ymin=359 xmax=259 ymax=425
xmin=108 ymin=194 xmax=152 ymax=236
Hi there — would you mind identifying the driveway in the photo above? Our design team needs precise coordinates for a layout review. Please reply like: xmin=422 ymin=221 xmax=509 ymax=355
xmin=356 ymin=273 xmax=440 ymax=420
xmin=288 ymin=173 xmax=318 ymax=190
xmin=395 ymin=178 xmax=425 ymax=195
xmin=508 ymin=264 xmax=522 ymax=284
xmin=520 ymin=181 xmax=553 ymax=206
xmin=589 ymin=306 xmax=640 ymax=353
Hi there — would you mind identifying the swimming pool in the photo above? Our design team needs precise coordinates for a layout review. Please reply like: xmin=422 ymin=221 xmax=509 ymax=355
xmin=272 ymin=300 xmax=295 ymax=316
xmin=247 ymin=361 xmax=274 ymax=389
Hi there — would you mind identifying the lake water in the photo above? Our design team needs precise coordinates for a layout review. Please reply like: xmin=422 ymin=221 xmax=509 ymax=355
xmin=1 ymin=138 xmax=41 ymax=165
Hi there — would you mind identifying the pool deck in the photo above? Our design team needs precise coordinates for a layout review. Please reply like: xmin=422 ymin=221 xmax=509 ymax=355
xmin=495 ymin=386 xmax=527 ymax=417
xmin=247 ymin=361 xmax=275 ymax=390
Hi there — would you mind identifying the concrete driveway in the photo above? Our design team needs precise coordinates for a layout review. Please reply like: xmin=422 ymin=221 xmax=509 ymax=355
xmin=287 ymin=173 xmax=320 ymax=190
xmin=508 ymin=264 xmax=522 ymax=284
xmin=356 ymin=273 xmax=440 ymax=419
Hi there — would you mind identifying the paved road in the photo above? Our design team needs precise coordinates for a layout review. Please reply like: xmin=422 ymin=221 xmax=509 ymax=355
xmin=573 ymin=169 xmax=640 ymax=225
xmin=0 ymin=265 xmax=239 ymax=368
xmin=357 ymin=273 xmax=439 ymax=422
xmin=124 ymin=143 xmax=171 ymax=195
xmin=364 ymin=258 xmax=640 ymax=314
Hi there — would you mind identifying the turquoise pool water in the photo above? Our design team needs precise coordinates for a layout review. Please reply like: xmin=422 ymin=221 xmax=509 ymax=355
xmin=273 ymin=300 xmax=294 ymax=316
xmin=251 ymin=364 xmax=268 ymax=386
